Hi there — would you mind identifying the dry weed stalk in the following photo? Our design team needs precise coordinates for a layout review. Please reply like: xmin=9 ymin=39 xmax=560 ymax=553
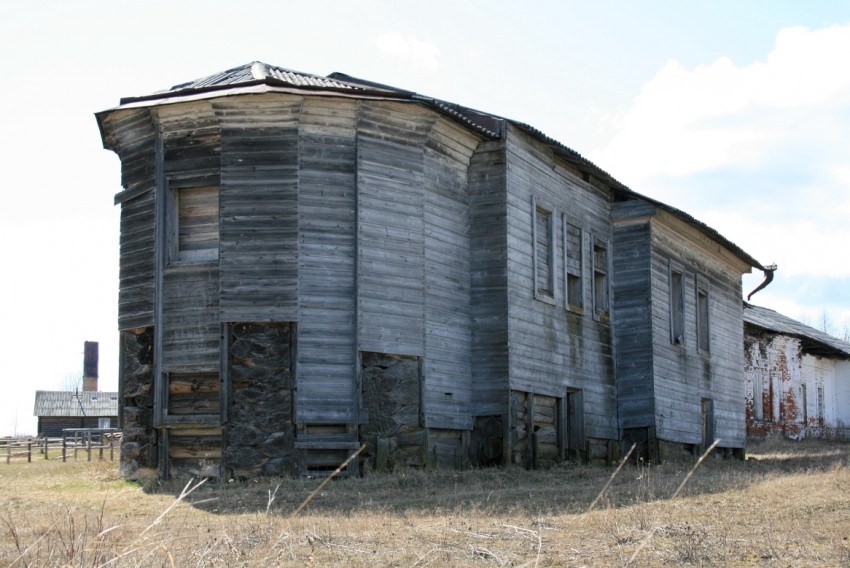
xmin=245 ymin=444 xmax=366 ymax=566
xmin=504 ymin=523 xmax=542 ymax=568
xmin=95 ymin=477 xmax=208 ymax=568
xmin=266 ymin=482 xmax=281 ymax=514
xmin=586 ymin=442 xmax=637 ymax=513
xmin=626 ymin=438 xmax=720 ymax=565
xmin=289 ymin=444 xmax=365 ymax=518
xmin=139 ymin=477 xmax=208 ymax=537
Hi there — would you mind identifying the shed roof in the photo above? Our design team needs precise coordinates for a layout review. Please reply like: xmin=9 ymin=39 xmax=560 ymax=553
xmin=744 ymin=303 xmax=850 ymax=359
xmin=101 ymin=61 xmax=766 ymax=273
xmin=33 ymin=391 xmax=119 ymax=417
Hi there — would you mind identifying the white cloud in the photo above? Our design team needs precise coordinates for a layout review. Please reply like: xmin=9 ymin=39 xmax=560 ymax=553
xmin=754 ymin=25 xmax=850 ymax=108
xmin=591 ymin=23 xmax=850 ymax=188
xmin=588 ymin=23 xmax=850 ymax=325
xmin=373 ymin=31 xmax=442 ymax=72
xmin=700 ymin=209 xmax=850 ymax=279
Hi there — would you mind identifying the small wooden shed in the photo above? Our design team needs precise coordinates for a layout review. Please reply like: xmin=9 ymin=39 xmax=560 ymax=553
xmin=96 ymin=62 xmax=767 ymax=479
xmin=33 ymin=390 xmax=119 ymax=438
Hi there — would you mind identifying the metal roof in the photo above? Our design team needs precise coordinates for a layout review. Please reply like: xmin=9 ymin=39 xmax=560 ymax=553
xmin=744 ymin=303 xmax=850 ymax=359
xmin=104 ymin=61 xmax=766 ymax=273
xmin=33 ymin=391 xmax=119 ymax=417
xmin=121 ymin=62 xmax=385 ymax=106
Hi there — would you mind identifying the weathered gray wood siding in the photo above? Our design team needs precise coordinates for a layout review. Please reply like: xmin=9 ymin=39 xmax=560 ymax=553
xmin=216 ymin=94 xmax=301 ymax=322
xmin=157 ymin=101 xmax=221 ymax=373
xmin=611 ymin=201 xmax=655 ymax=430
xmin=648 ymin=216 xmax=747 ymax=448
xmin=100 ymin=108 xmax=158 ymax=330
xmin=296 ymin=97 xmax=358 ymax=423
xmin=356 ymin=101 xmax=434 ymax=357
xmin=503 ymin=125 xmax=618 ymax=441
xmin=469 ymin=141 xmax=509 ymax=417
xmin=422 ymin=118 xmax=479 ymax=429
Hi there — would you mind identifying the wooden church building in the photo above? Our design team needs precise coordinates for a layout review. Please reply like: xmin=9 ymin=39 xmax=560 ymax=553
xmin=96 ymin=62 xmax=769 ymax=478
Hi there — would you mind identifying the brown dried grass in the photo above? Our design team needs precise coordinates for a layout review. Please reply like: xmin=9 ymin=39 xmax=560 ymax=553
xmin=2 ymin=438 xmax=850 ymax=566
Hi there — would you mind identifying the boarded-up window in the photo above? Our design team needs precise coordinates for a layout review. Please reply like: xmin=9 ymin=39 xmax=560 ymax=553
xmin=670 ymin=264 xmax=684 ymax=345
xmin=696 ymin=277 xmax=710 ymax=353
xmin=532 ymin=197 xmax=556 ymax=300
xmin=751 ymin=370 xmax=764 ymax=419
xmin=175 ymin=185 xmax=219 ymax=263
xmin=564 ymin=220 xmax=583 ymax=310
xmin=566 ymin=389 xmax=585 ymax=453
xmin=165 ymin=371 xmax=220 ymax=418
xmin=592 ymin=239 xmax=609 ymax=316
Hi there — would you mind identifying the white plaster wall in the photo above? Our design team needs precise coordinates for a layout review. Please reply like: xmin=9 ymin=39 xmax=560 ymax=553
xmin=833 ymin=360 xmax=850 ymax=428
xmin=802 ymin=355 xmax=830 ymax=425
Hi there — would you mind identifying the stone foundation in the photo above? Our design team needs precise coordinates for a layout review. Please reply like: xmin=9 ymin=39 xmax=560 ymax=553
xmin=224 ymin=322 xmax=295 ymax=478
xmin=360 ymin=352 xmax=427 ymax=471
xmin=119 ymin=327 xmax=156 ymax=478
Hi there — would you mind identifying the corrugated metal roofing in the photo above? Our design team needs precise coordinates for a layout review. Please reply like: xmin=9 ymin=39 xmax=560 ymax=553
xmin=125 ymin=62 xmax=378 ymax=105
xmin=33 ymin=391 xmax=119 ymax=417
xmin=744 ymin=303 xmax=850 ymax=358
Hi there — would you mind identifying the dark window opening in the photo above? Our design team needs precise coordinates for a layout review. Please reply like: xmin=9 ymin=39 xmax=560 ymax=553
xmin=696 ymin=279 xmax=710 ymax=354
xmin=670 ymin=267 xmax=684 ymax=345
xmin=592 ymin=240 xmax=609 ymax=316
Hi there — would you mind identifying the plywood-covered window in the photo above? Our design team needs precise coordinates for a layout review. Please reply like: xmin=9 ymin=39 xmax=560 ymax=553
xmin=532 ymin=197 xmax=556 ymax=302
xmin=592 ymin=237 xmax=609 ymax=317
xmin=171 ymin=185 xmax=220 ymax=263
xmin=564 ymin=219 xmax=583 ymax=311
xmin=696 ymin=276 xmax=710 ymax=354
xmin=160 ymin=371 xmax=221 ymax=425
xmin=669 ymin=263 xmax=685 ymax=346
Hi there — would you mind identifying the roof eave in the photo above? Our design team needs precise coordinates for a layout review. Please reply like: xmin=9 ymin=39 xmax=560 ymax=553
xmin=509 ymin=122 xmax=765 ymax=272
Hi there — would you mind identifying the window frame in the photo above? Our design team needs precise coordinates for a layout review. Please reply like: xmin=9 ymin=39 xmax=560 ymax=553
xmin=669 ymin=261 xmax=685 ymax=347
xmin=157 ymin=370 xmax=221 ymax=426
xmin=166 ymin=183 xmax=220 ymax=266
xmin=695 ymin=274 xmax=710 ymax=355
xmin=563 ymin=217 xmax=584 ymax=313
xmin=591 ymin=235 xmax=610 ymax=320
xmin=532 ymin=196 xmax=557 ymax=303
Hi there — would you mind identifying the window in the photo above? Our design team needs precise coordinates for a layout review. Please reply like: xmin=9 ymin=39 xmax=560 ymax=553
xmin=532 ymin=197 xmax=556 ymax=301
xmin=751 ymin=370 xmax=764 ymax=420
xmin=169 ymin=185 xmax=219 ymax=263
xmin=564 ymin=219 xmax=583 ymax=311
xmin=592 ymin=238 xmax=609 ymax=316
xmin=669 ymin=264 xmax=684 ymax=346
xmin=161 ymin=371 xmax=221 ymax=424
xmin=98 ymin=417 xmax=111 ymax=429
xmin=696 ymin=277 xmax=710 ymax=354
xmin=801 ymin=384 xmax=808 ymax=424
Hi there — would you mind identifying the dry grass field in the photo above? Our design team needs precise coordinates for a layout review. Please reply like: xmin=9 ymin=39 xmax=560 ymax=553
xmin=2 ymin=438 xmax=850 ymax=567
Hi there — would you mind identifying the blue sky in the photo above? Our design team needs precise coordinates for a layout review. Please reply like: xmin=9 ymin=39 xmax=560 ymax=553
xmin=2 ymin=1 xmax=849 ymax=435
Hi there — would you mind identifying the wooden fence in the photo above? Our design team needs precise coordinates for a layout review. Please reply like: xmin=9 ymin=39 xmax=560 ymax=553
xmin=1 ymin=429 xmax=121 ymax=463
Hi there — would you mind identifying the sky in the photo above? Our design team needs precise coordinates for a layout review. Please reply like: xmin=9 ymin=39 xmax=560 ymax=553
xmin=2 ymin=1 xmax=850 ymax=436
